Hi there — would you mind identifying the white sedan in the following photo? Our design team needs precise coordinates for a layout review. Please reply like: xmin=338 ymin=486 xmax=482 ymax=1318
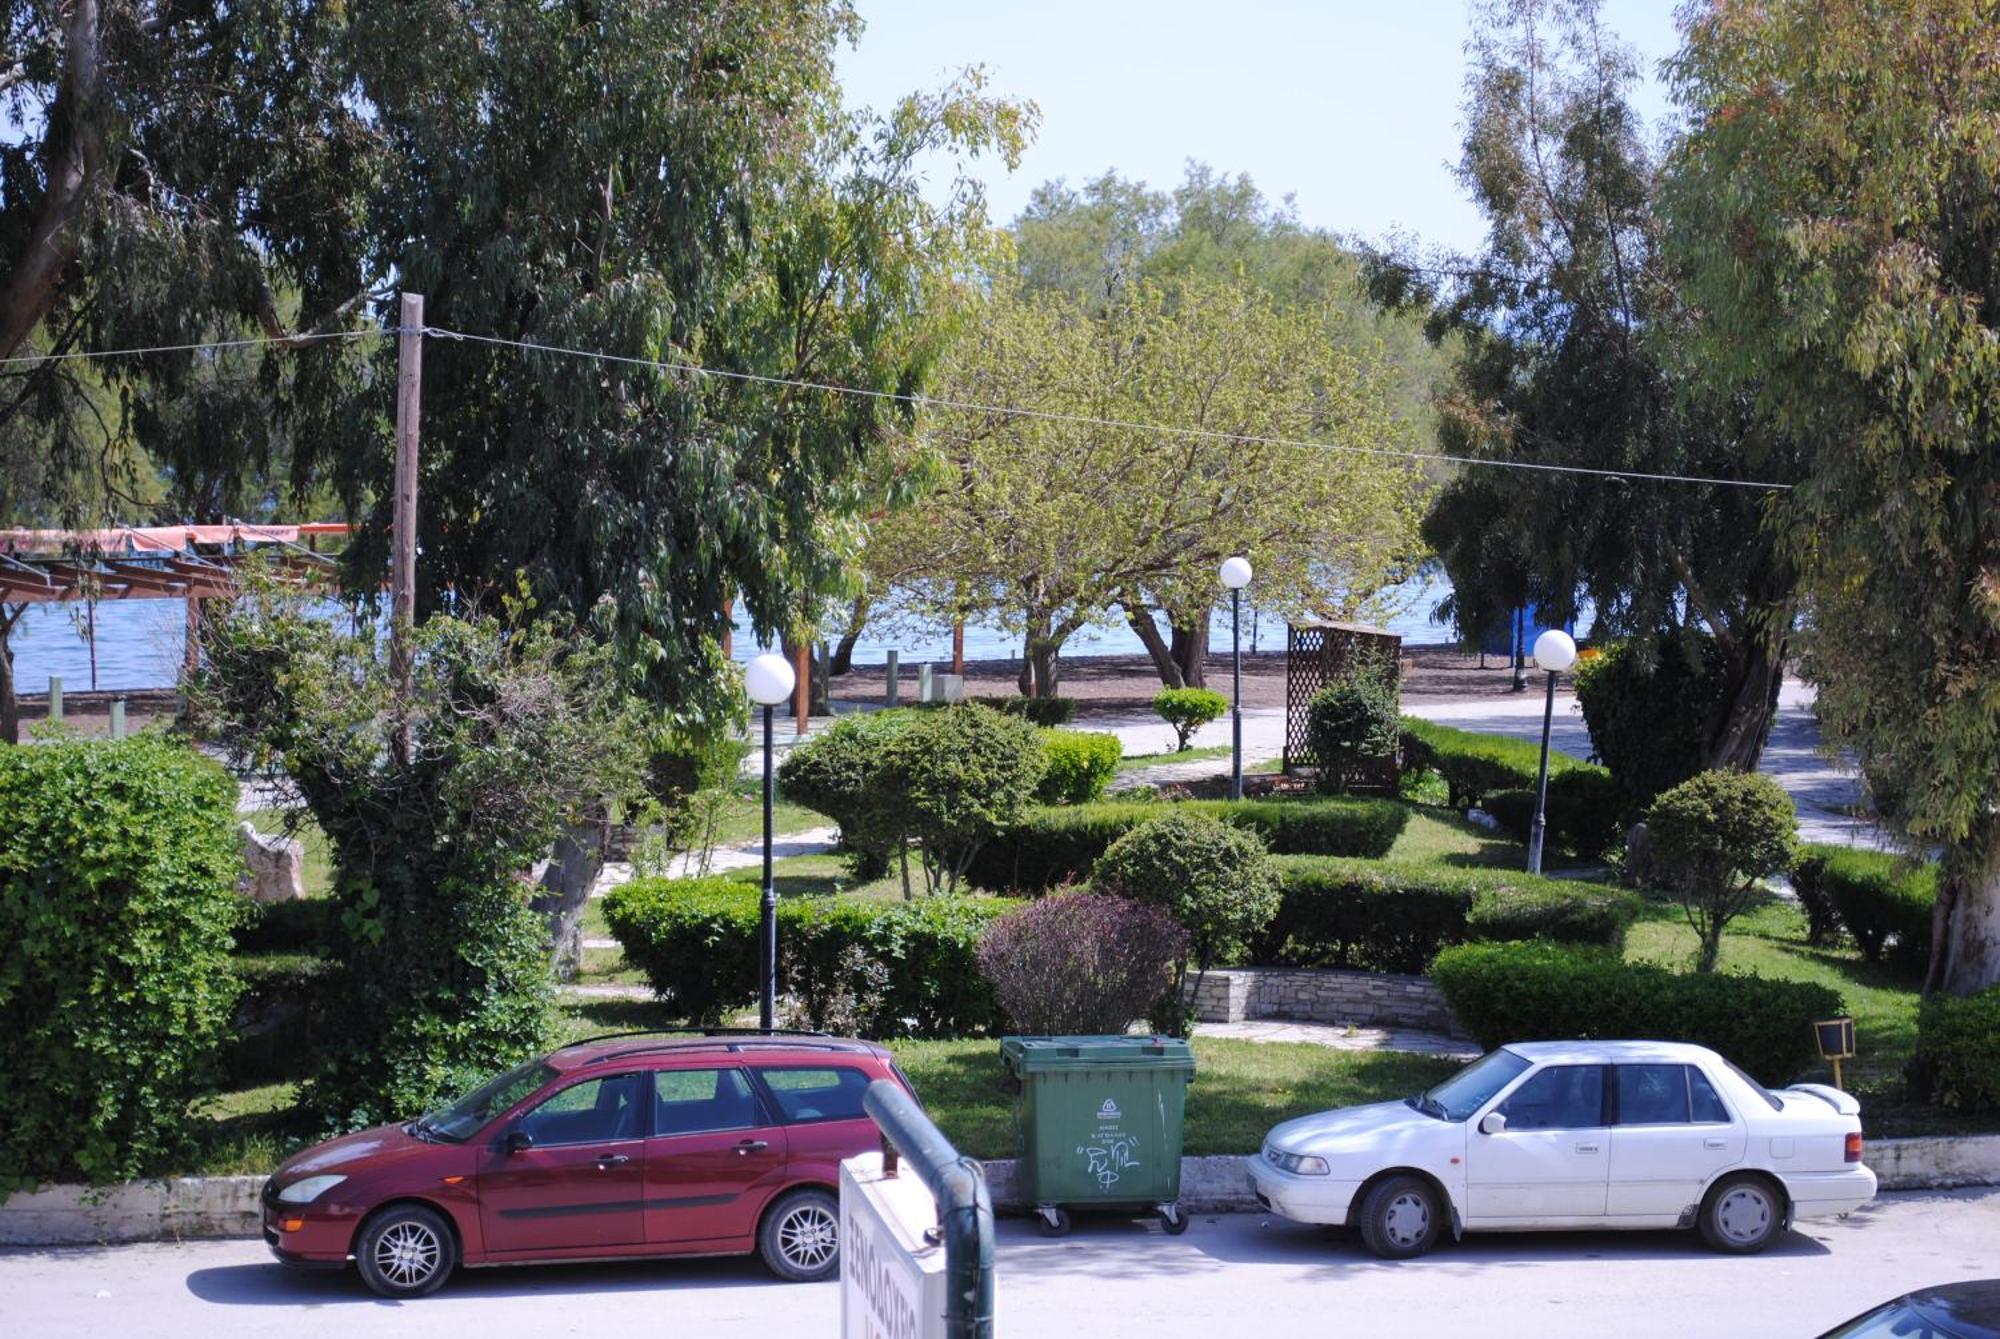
xmin=1248 ymin=1040 xmax=1876 ymax=1259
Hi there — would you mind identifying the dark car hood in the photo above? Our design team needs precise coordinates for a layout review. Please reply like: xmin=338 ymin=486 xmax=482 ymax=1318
xmin=272 ymin=1122 xmax=438 ymax=1185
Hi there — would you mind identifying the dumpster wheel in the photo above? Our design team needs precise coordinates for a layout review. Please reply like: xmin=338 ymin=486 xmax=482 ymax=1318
xmin=1158 ymin=1202 xmax=1190 ymax=1236
xmin=1034 ymin=1205 xmax=1072 ymax=1237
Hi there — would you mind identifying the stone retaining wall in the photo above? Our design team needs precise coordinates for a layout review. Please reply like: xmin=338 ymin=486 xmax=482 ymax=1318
xmin=1191 ymin=966 xmax=1465 ymax=1037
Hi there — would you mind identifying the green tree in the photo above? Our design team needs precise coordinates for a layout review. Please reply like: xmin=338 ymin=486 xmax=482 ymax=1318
xmin=1645 ymin=771 xmax=1798 ymax=974
xmin=1664 ymin=0 xmax=2000 ymax=995
xmin=1366 ymin=0 xmax=1800 ymax=773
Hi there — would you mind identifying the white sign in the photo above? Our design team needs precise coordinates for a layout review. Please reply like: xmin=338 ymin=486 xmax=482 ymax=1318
xmin=840 ymin=1153 xmax=947 ymax=1339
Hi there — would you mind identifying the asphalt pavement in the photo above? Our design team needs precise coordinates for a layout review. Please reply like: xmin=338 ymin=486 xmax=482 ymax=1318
xmin=6 ymin=1188 xmax=1995 ymax=1339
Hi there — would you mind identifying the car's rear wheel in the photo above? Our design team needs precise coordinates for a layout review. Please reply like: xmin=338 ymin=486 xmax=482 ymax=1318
xmin=355 ymin=1204 xmax=457 ymax=1298
xmin=1700 ymin=1174 xmax=1783 ymax=1254
xmin=1357 ymin=1175 xmax=1442 ymax=1260
xmin=760 ymin=1189 xmax=841 ymax=1282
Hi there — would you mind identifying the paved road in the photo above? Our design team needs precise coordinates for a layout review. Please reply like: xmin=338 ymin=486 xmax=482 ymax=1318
xmin=7 ymin=1189 xmax=1994 ymax=1339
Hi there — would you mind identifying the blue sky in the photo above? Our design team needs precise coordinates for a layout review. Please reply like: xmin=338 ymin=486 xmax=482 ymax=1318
xmin=836 ymin=1 xmax=1683 ymax=255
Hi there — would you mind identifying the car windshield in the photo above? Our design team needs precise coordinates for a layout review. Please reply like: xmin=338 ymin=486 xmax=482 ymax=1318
xmin=419 ymin=1060 xmax=558 ymax=1142
xmin=1417 ymin=1049 xmax=1532 ymax=1122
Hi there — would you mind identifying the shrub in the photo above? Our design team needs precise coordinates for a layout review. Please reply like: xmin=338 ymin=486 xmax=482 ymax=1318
xmin=1645 ymin=771 xmax=1798 ymax=973
xmin=1431 ymin=941 xmax=1842 ymax=1084
xmin=234 ymin=895 xmax=341 ymax=955
xmin=1035 ymin=729 xmax=1123 ymax=806
xmin=603 ymin=877 xmax=1021 ymax=1036
xmin=0 ymin=738 xmax=246 ymax=1184
xmin=1399 ymin=717 xmax=1600 ymax=808
xmin=1254 ymin=859 xmax=1639 ymax=972
xmin=972 ymin=694 xmax=1079 ymax=727
xmin=878 ymin=703 xmax=1046 ymax=894
xmin=964 ymin=797 xmax=1409 ymax=893
xmin=225 ymin=953 xmax=333 ymax=1087
xmin=1573 ymin=633 xmax=1733 ymax=812
xmin=1788 ymin=847 xmax=1845 ymax=949
xmin=1304 ymin=676 xmax=1401 ymax=794
xmin=1093 ymin=811 xmax=1282 ymax=1033
xmin=1812 ymin=846 xmax=1936 ymax=970
xmin=976 ymin=892 xmax=1188 ymax=1034
xmin=1908 ymin=987 xmax=2000 ymax=1115
xmin=1482 ymin=768 xmax=1625 ymax=859
xmin=776 ymin=711 xmax=916 ymax=878
xmin=1152 ymin=687 xmax=1227 ymax=751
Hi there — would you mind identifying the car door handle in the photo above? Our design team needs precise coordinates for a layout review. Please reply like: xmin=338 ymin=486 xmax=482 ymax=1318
xmin=595 ymin=1154 xmax=631 ymax=1169
xmin=1576 ymin=1142 xmax=1600 ymax=1154
xmin=1704 ymin=1138 xmax=1728 ymax=1150
xmin=735 ymin=1140 xmax=769 ymax=1155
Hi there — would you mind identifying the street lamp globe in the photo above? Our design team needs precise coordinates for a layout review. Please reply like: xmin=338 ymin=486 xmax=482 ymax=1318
xmin=1219 ymin=556 xmax=1253 ymax=590
xmin=1532 ymin=629 xmax=1578 ymax=673
xmin=745 ymin=652 xmax=796 ymax=706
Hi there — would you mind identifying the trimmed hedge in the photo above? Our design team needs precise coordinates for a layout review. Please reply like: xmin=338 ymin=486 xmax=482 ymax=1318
xmin=1253 ymin=858 xmax=1640 ymax=973
xmin=1431 ymin=941 xmax=1841 ymax=1084
xmin=1787 ymin=846 xmax=1846 ymax=948
xmin=972 ymin=695 xmax=1078 ymax=727
xmin=1481 ymin=768 xmax=1625 ymax=859
xmin=964 ymin=797 xmax=1411 ymax=893
xmin=1807 ymin=845 xmax=1935 ymax=970
xmin=1152 ymin=687 xmax=1227 ymax=751
xmin=1399 ymin=717 xmax=1603 ymax=809
xmin=1909 ymin=986 xmax=2000 ymax=1116
xmin=0 ymin=737 xmax=246 ymax=1184
xmin=603 ymin=877 xmax=1021 ymax=1037
xmin=1035 ymin=729 xmax=1123 ymax=806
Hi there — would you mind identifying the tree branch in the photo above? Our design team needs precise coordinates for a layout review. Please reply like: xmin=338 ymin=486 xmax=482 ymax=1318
xmin=1664 ymin=539 xmax=1739 ymax=658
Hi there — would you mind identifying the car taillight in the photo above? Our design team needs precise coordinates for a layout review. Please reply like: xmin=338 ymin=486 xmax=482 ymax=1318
xmin=1845 ymin=1132 xmax=1863 ymax=1163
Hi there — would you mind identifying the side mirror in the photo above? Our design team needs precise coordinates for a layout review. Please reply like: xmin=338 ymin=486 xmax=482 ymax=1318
xmin=1479 ymin=1111 xmax=1508 ymax=1136
xmin=504 ymin=1129 xmax=534 ymax=1155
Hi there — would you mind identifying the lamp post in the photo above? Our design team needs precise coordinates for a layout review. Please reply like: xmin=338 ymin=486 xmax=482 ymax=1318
xmin=745 ymin=652 xmax=797 ymax=1030
xmin=1219 ymin=556 xmax=1253 ymax=800
xmin=1525 ymin=629 xmax=1577 ymax=875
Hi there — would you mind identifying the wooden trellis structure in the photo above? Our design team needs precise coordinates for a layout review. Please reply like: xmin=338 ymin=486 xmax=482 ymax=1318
xmin=1283 ymin=621 xmax=1403 ymax=791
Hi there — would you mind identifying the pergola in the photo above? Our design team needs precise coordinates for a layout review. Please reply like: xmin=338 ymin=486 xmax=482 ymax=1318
xmin=0 ymin=523 xmax=348 ymax=604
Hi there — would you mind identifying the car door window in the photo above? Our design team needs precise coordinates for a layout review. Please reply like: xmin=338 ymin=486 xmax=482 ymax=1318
xmin=518 ymin=1073 xmax=642 ymax=1146
xmin=652 ymin=1068 xmax=762 ymax=1136
xmin=1617 ymin=1064 xmax=1692 ymax=1125
xmin=756 ymin=1066 xmax=872 ymax=1123
xmin=1497 ymin=1064 xmax=1606 ymax=1130
xmin=1687 ymin=1066 xmax=1732 ymax=1123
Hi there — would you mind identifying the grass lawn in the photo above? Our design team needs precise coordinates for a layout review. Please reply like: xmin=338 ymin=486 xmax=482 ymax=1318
xmin=1115 ymin=744 xmax=1231 ymax=773
xmin=243 ymin=809 xmax=335 ymax=897
xmin=704 ymin=787 xmax=830 ymax=847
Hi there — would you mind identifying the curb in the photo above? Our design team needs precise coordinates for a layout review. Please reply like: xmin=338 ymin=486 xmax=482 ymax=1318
xmin=7 ymin=1135 xmax=1999 ymax=1248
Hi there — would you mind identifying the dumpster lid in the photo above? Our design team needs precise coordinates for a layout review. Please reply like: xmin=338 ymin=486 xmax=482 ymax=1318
xmin=1000 ymin=1035 xmax=1195 ymax=1072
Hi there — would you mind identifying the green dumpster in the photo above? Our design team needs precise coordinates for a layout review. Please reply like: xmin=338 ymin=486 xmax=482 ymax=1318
xmin=999 ymin=1034 xmax=1196 ymax=1235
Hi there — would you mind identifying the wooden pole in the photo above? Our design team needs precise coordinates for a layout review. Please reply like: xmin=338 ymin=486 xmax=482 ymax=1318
xmin=792 ymin=640 xmax=810 ymax=738
xmin=391 ymin=292 xmax=423 ymax=759
xmin=953 ymin=618 xmax=965 ymax=676
xmin=721 ymin=596 xmax=735 ymax=659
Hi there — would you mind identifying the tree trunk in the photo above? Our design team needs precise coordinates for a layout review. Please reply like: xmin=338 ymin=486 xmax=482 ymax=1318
xmin=1936 ymin=822 xmax=2000 ymax=997
xmin=0 ymin=605 xmax=19 ymax=745
xmin=1122 ymin=597 xmax=1184 ymax=689
xmin=829 ymin=594 xmax=868 ymax=676
xmin=1171 ymin=617 xmax=1210 ymax=690
xmin=1706 ymin=629 xmax=1787 ymax=772
xmin=530 ymin=818 xmax=607 ymax=982
xmin=1027 ymin=638 xmax=1062 ymax=698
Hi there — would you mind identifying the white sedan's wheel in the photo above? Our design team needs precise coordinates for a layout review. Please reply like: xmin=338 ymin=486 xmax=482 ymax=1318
xmin=1357 ymin=1175 xmax=1442 ymax=1260
xmin=1700 ymin=1175 xmax=1783 ymax=1254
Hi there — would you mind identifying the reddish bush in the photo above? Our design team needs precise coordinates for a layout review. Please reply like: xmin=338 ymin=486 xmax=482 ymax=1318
xmin=976 ymin=891 xmax=1188 ymax=1035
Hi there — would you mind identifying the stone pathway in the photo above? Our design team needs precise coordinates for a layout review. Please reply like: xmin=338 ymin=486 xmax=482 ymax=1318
xmin=588 ymin=823 xmax=841 ymax=898
xmin=1195 ymin=1019 xmax=1478 ymax=1059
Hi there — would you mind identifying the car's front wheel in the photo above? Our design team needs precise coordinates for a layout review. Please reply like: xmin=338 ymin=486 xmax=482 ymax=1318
xmin=760 ymin=1189 xmax=841 ymax=1282
xmin=1700 ymin=1174 xmax=1784 ymax=1254
xmin=1356 ymin=1174 xmax=1442 ymax=1260
xmin=354 ymin=1204 xmax=457 ymax=1298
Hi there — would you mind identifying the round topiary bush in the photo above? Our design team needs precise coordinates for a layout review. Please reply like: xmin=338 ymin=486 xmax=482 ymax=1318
xmin=1152 ymin=687 xmax=1227 ymax=752
xmin=1304 ymin=676 xmax=1401 ymax=794
xmin=1645 ymin=770 xmax=1798 ymax=973
xmin=878 ymin=702 xmax=1047 ymax=894
xmin=1093 ymin=809 xmax=1281 ymax=1033
xmin=1035 ymin=729 xmax=1124 ymax=805
xmin=976 ymin=891 xmax=1188 ymax=1034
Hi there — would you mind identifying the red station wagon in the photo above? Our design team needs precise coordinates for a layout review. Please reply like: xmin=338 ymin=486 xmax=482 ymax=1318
xmin=261 ymin=1031 xmax=912 ymax=1297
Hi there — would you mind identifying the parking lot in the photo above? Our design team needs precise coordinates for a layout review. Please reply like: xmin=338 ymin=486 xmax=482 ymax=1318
xmin=5 ymin=1187 xmax=1996 ymax=1338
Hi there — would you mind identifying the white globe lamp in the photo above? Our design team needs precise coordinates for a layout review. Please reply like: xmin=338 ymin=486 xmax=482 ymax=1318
xmin=1532 ymin=629 xmax=1578 ymax=673
xmin=745 ymin=652 xmax=796 ymax=707
xmin=1219 ymin=556 xmax=1253 ymax=590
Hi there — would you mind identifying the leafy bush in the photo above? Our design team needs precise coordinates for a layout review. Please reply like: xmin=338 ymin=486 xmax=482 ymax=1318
xmin=1431 ymin=941 xmax=1842 ymax=1084
xmin=1253 ymin=858 xmax=1639 ymax=973
xmin=1908 ymin=987 xmax=2000 ymax=1115
xmin=0 ymin=738 xmax=246 ymax=1184
xmin=1787 ymin=847 xmax=1846 ymax=948
xmin=604 ymin=877 xmax=1021 ymax=1036
xmin=1645 ymin=770 xmax=1798 ymax=973
xmin=976 ymin=892 xmax=1188 ymax=1034
xmin=777 ymin=711 xmax=916 ymax=878
xmin=1399 ymin=716 xmax=1601 ymax=809
xmin=1152 ymin=687 xmax=1227 ymax=751
xmin=972 ymin=694 xmax=1079 ymax=727
xmin=1481 ymin=768 xmax=1626 ymax=859
xmin=1035 ymin=729 xmax=1123 ymax=805
xmin=1093 ymin=811 xmax=1281 ymax=1033
xmin=1304 ymin=676 xmax=1401 ymax=794
xmin=638 ymin=723 xmax=753 ymax=875
xmin=1573 ymin=633 xmax=1733 ymax=812
xmin=1810 ymin=846 xmax=1936 ymax=969
xmin=964 ymin=797 xmax=1409 ymax=893
xmin=878 ymin=703 xmax=1046 ymax=894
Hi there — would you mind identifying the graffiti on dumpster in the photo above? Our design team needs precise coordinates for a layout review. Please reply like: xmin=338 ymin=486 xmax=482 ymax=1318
xmin=1078 ymin=1133 xmax=1141 ymax=1189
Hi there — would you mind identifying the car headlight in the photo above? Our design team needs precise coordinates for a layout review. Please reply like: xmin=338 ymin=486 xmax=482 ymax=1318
xmin=276 ymin=1174 xmax=347 ymax=1204
xmin=1263 ymin=1147 xmax=1331 ymax=1176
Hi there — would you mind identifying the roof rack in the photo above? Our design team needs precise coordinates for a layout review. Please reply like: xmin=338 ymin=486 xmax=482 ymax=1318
xmin=581 ymin=1035 xmax=880 ymax=1065
xmin=563 ymin=1027 xmax=832 ymax=1052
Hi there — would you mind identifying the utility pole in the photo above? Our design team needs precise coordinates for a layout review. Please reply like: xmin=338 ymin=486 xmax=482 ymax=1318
xmin=391 ymin=292 xmax=423 ymax=760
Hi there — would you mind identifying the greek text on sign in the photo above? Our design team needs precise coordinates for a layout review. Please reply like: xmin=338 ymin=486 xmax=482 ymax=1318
xmin=840 ymin=1153 xmax=946 ymax=1339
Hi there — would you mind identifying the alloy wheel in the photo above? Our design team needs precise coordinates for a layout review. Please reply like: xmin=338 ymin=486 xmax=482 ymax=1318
xmin=776 ymin=1201 xmax=839 ymax=1272
xmin=373 ymin=1220 xmax=443 ymax=1288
